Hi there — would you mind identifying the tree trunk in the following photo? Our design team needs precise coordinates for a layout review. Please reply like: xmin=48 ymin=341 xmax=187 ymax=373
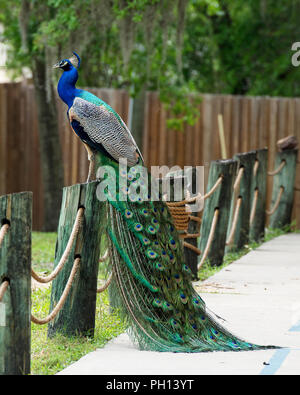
xmin=32 ymin=55 xmax=64 ymax=231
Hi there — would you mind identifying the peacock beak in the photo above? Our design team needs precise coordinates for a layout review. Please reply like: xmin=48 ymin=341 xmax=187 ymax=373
xmin=53 ymin=62 xmax=61 ymax=69
xmin=53 ymin=60 xmax=68 ymax=69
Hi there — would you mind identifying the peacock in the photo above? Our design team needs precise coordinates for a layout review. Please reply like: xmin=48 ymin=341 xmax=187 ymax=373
xmin=53 ymin=53 xmax=276 ymax=352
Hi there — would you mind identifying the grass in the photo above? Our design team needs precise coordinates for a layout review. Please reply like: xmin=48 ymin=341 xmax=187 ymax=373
xmin=31 ymin=287 xmax=126 ymax=375
xmin=30 ymin=223 xmax=297 ymax=374
xmin=31 ymin=232 xmax=126 ymax=375
xmin=32 ymin=232 xmax=57 ymax=273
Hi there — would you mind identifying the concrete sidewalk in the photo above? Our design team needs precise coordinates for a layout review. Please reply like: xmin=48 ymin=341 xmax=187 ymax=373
xmin=58 ymin=233 xmax=300 ymax=375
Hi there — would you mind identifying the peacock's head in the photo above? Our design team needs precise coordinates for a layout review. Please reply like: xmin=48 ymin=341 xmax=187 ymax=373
xmin=53 ymin=52 xmax=81 ymax=71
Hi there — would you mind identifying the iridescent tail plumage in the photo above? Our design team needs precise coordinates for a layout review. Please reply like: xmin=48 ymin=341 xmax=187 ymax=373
xmin=101 ymin=155 xmax=277 ymax=352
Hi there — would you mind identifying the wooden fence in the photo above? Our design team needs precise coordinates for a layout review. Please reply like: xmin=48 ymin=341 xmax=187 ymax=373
xmin=143 ymin=92 xmax=300 ymax=228
xmin=0 ymin=83 xmax=299 ymax=230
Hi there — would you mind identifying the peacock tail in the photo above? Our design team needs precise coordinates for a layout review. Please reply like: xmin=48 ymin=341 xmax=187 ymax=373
xmin=98 ymin=154 xmax=275 ymax=353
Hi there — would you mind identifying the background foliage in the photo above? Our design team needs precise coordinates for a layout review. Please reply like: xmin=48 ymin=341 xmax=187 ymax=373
xmin=1 ymin=0 xmax=299 ymax=119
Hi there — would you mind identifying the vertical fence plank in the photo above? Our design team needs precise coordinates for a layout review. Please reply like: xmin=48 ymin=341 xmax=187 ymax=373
xmin=258 ymin=97 xmax=269 ymax=149
xmin=0 ymin=192 xmax=32 ymax=375
xmin=241 ymin=97 xmax=250 ymax=153
xmin=158 ymin=101 xmax=167 ymax=165
xmin=249 ymin=97 xmax=259 ymax=151
xmin=231 ymin=96 xmax=241 ymax=157
xmin=193 ymin=104 xmax=203 ymax=166
xmin=129 ymin=90 xmax=146 ymax=157
xmin=277 ymin=98 xmax=288 ymax=141
xmin=222 ymin=95 xmax=232 ymax=157
xmin=212 ymin=95 xmax=223 ymax=160
xmin=150 ymin=93 xmax=160 ymax=167
xmin=142 ymin=92 xmax=151 ymax=167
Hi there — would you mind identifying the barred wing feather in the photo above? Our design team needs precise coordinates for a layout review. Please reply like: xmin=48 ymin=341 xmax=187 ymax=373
xmin=70 ymin=97 xmax=142 ymax=166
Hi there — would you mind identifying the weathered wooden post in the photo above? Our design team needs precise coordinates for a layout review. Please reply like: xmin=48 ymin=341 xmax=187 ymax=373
xmin=199 ymin=159 xmax=238 ymax=267
xmin=226 ymin=151 xmax=257 ymax=251
xmin=183 ymin=167 xmax=203 ymax=279
xmin=0 ymin=192 xmax=32 ymax=375
xmin=249 ymin=148 xmax=268 ymax=242
xmin=48 ymin=181 xmax=105 ymax=338
xmin=269 ymin=149 xmax=298 ymax=229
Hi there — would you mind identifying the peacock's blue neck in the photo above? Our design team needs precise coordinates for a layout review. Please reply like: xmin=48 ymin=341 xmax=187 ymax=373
xmin=57 ymin=67 xmax=80 ymax=108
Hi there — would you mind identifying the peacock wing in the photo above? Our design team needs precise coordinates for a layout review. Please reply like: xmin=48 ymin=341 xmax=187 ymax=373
xmin=69 ymin=96 xmax=142 ymax=166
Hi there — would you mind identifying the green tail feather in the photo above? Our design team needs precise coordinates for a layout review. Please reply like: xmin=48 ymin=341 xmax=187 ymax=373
xmin=98 ymin=154 xmax=277 ymax=352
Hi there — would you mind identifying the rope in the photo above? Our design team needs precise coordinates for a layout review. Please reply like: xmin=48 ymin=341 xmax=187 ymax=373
xmin=0 ymin=223 xmax=9 ymax=248
xmin=166 ymin=176 xmax=222 ymax=255
xmin=0 ymin=280 xmax=9 ymax=302
xmin=253 ymin=160 xmax=259 ymax=177
xmin=165 ymin=192 xmax=202 ymax=207
xmin=203 ymin=176 xmax=223 ymax=200
xmin=166 ymin=192 xmax=202 ymax=254
xmin=184 ymin=241 xmax=201 ymax=254
xmin=31 ymin=257 xmax=80 ymax=325
xmin=181 ymin=177 xmax=222 ymax=255
xmin=268 ymin=160 xmax=286 ymax=176
xmin=189 ymin=215 xmax=201 ymax=223
xmin=165 ymin=176 xmax=223 ymax=257
xmin=97 ymin=273 xmax=112 ymax=293
xmin=266 ymin=186 xmax=284 ymax=216
xmin=226 ymin=197 xmax=242 ymax=246
xmin=233 ymin=167 xmax=244 ymax=191
xmin=180 ymin=232 xmax=200 ymax=239
xmin=31 ymin=207 xmax=84 ymax=284
xmin=166 ymin=206 xmax=200 ymax=253
xmin=225 ymin=165 xmax=245 ymax=246
xmin=197 ymin=209 xmax=219 ymax=270
xmin=166 ymin=200 xmax=191 ymax=231
xmin=99 ymin=250 xmax=109 ymax=262
xmin=250 ymin=189 xmax=259 ymax=225
xmin=250 ymin=160 xmax=260 ymax=225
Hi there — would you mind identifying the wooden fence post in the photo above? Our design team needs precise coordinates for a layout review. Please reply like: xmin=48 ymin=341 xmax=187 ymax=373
xmin=0 ymin=192 xmax=32 ymax=375
xmin=183 ymin=167 xmax=203 ymax=279
xmin=269 ymin=149 xmax=298 ymax=229
xmin=48 ymin=181 xmax=105 ymax=338
xmin=199 ymin=159 xmax=238 ymax=267
xmin=249 ymin=148 xmax=268 ymax=242
xmin=226 ymin=151 xmax=257 ymax=251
